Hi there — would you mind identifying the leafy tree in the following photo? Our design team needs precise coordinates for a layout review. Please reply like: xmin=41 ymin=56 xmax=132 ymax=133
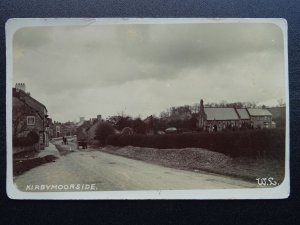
xmin=95 ymin=122 xmax=115 ymax=145
xmin=132 ymin=118 xmax=147 ymax=134
xmin=107 ymin=115 xmax=132 ymax=131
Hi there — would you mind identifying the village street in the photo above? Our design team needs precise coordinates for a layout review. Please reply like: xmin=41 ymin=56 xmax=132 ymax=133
xmin=14 ymin=141 xmax=257 ymax=192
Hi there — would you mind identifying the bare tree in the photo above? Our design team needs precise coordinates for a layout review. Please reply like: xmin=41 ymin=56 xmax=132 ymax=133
xmin=191 ymin=103 xmax=200 ymax=113
xmin=277 ymin=98 xmax=286 ymax=107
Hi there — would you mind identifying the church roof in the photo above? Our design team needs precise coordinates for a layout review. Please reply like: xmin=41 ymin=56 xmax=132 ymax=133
xmin=204 ymin=108 xmax=240 ymax=121
xmin=236 ymin=108 xmax=250 ymax=119
xmin=247 ymin=108 xmax=272 ymax=116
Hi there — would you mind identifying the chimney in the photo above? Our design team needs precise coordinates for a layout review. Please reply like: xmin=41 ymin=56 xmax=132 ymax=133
xmin=15 ymin=83 xmax=26 ymax=92
xmin=97 ymin=115 xmax=102 ymax=121
xmin=200 ymin=99 xmax=205 ymax=113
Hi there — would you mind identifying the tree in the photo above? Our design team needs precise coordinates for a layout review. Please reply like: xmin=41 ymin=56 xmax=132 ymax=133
xmin=132 ymin=118 xmax=147 ymax=134
xmin=160 ymin=110 xmax=170 ymax=119
xmin=219 ymin=100 xmax=228 ymax=107
xmin=191 ymin=103 xmax=200 ymax=113
xmin=95 ymin=122 xmax=115 ymax=145
xmin=107 ymin=115 xmax=132 ymax=131
xmin=244 ymin=101 xmax=257 ymax=108
xmin=277 ymin=98 xmax=286 ymax=107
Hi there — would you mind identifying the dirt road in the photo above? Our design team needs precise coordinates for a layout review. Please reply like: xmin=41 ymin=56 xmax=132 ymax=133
xmin=14 ymin=145 xmax=257 ymax=191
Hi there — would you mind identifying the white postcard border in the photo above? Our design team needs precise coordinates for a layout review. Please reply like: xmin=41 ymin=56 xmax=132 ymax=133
xmin=6 ymin=18 xmax=290 ymax=199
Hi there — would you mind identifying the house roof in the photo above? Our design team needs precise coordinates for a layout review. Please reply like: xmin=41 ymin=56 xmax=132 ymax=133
xmin=236 ymin=108 xmax=250 ymax=120
xmin=76 ymin=120 xmax=85 ymax=127
xmin=204 ymin=108 xmax=240 ymax=121
xmin=77 ymin=121 xmax=91 ymax=129
xmin=247 ymin=108 xmax=272 ymax=116
xmin=86 ymin=120 xmax=102 ymax=131
xmin=13 ymin=88 xmax=47 ymax=113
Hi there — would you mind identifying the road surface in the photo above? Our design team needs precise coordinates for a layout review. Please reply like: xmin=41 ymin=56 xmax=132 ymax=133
xmin=14 ymin=143 xmax=257 ymax=191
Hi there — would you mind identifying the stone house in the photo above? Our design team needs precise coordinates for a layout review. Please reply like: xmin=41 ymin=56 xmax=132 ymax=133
xmin=198 ymin=99 xmax=273 ymax=131
xmin=198 ymin=99 xmax=241 ymax=132
xmin=236 ymin=108 xmax=252 ymax=129
xmin=247 ymin=108 xmax=273 ymax=129
xmin=76 ymin=121 xmax=91 ymax=141
xmin=13 ymin=83 xmax=49 ymax=150
xmin=86 ymin=120 xmax=102 ymax=142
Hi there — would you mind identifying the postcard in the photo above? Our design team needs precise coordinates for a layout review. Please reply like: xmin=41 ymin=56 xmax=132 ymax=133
xmin=6 ymin=18 xmax=289 ymax=199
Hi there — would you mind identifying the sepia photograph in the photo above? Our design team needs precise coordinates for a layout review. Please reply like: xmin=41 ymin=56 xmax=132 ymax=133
xmin=6 ymin=18 xmax=289 ymax=199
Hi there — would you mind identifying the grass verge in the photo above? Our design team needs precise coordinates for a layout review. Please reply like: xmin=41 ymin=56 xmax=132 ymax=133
xmin=100 ymin=146 xmax=285 ymax=184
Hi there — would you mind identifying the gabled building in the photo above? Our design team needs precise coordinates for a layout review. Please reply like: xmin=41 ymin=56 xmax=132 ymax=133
xmin=13 ymin=83 xmax=49 ymax=150
xmin=76 ymin=121 xmax=92 ymax=141
xmin=236 ymin=108 xmax=252 ymax=129
xmin=198 ymin=99 xmax=273 ymax=132
xmin=247 ymin=108 xmax=273 ymax=129
xmin=198 ymin=99 xmax=242 ymax=132
xmin=63 ymin=122 xmax=77 ymax=136
xmin=52 ymin=121 xmax=78 ymax=138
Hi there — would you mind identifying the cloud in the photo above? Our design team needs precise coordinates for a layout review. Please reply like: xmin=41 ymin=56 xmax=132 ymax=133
xmin=12 ymin=22 xmax=286 ymax=122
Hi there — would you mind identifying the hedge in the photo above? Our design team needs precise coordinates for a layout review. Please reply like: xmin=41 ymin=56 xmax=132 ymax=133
xmin=106 ymin=129 xmax=285 ymax=159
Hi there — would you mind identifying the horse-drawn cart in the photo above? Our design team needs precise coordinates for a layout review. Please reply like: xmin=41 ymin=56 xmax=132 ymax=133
xmin=77 ymin=139 xmax=88 ymax=149
xmin=76 ymin=125 xmax=89 ymax=149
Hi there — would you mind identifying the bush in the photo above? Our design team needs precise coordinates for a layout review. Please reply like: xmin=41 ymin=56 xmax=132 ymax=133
xmin=106 ymin=129 xmax=285 ymax=159
xmin=13 ymin=131 xmax=40 ymax=147
xmin=95 ymin=122 xmax=115 ymax=145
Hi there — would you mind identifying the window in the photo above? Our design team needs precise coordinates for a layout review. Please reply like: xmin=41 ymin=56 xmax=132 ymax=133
xmin=27 ymin=116 xmax=35 ymax=125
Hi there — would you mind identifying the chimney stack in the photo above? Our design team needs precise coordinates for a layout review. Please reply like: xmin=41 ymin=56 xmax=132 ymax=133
xmin=15 ymin=83 xmax=26 ymax=92
xmin=200 ymin=99 xmax=205 ymax=113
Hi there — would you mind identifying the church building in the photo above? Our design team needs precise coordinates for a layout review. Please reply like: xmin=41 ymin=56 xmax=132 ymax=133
xmin=198 ymin=99 xmax=274 ymax=132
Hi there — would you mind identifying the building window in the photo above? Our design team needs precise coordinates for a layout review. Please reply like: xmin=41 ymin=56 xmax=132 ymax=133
xmin=27 ymin=116 xmax=35 ymax=125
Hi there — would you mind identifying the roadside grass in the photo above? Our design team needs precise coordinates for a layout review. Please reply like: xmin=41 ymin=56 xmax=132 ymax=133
xmin=100 ymin=146 xmax=285 ymax=184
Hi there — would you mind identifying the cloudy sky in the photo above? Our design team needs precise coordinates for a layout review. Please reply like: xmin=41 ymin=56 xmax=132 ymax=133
xmin=13 ymin=22 xmax=286 ymax=122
